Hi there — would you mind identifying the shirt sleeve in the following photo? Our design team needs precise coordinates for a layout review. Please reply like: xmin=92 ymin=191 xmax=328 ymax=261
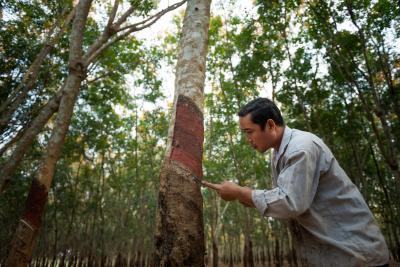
xmin=251 ymin=149 xmax=320 ymax=219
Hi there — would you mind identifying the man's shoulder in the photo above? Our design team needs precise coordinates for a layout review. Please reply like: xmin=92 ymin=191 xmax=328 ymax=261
xmin=286 ymin=128 xmax=323 ymax=154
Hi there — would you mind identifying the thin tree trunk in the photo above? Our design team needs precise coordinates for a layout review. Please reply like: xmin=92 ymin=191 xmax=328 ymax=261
xmin=4 ymin=1 xmax=92 ymax=266
xmin=99 ymin=152 xmax=106 ymax=267
xmin=207 ymin=111 xmax=224 ymax=267
xmin=369 ymin=142 xmax=400 ymax=260
xmin=228 ymin=236 xmax=234 ymax=267
xmin=212 ymin=238 xmax=218 ymax=267
xmin=243 ymin=233 xmax=254 ymax=267
xmin=282 ymin=4 xmax=311 ymax=131
xmin=287 ymin=226 xmax=298 ymax=267
xmin=374 ymin=43 xmax=400 ymax=120
xmin=345 ymin=3 xmax=400 ymax=179
xmin=345 ymin=2 xmax=400 ymax=120
xmin=349 ymin=141 xmax=368 ymax=196
xmin=154 ymin=0 xmax=211 ymax=266
xmin=52 ymin=196 xmax=58 ymax=262
xmin=0 ymin=87 xmax=63 ymax=191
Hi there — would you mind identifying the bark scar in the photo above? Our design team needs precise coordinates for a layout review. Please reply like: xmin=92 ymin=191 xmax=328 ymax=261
xmin=170 ymin=95 xmax=204 ymax=178
xmin=68 ymin=59 xmax=86 ymax=78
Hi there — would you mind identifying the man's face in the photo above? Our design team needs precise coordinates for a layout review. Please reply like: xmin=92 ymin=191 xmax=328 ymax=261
xmin=239 ymin=114 xmax=276 ymax=153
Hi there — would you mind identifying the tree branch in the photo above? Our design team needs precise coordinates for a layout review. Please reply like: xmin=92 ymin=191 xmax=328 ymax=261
xmin=117 ymin=0 xmax=186 ymax=33
xmin=84 ymin=0 xmax=187 ymax=66
xmin=107 ymin=0 xmax=120 ymax=29
xmin=0 ymin=7 xmax=76 ymax=133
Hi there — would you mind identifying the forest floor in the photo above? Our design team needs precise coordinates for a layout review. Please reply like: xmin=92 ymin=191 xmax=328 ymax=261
xmin=205 ymin=260 xmax=400 ymax=267
xmin=205 ymin=262 xmax=290 ymax=267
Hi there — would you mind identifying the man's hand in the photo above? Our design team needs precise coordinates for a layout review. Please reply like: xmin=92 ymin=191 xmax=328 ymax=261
xmin=217 ymin=181 xmax=255 ymax=208
xmin=239 ymin=199 xmax=254 ymax=207
xmin=217 ymin=181 xmax=241 ymax=201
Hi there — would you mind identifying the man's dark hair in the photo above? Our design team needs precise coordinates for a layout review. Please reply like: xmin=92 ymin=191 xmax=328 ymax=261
xmin=238 ymin=98 xmax=285 ymax=130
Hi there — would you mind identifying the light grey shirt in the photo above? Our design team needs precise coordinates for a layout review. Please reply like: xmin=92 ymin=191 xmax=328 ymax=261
xmin=252 ymin=126 xmax=389 ymax=266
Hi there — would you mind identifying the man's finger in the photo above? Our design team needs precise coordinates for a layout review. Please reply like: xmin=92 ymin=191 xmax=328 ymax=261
xmin=239 ymin=200 xmax=251 ymax=207
xmin=201 ymin=180 xmax=221 ymax=191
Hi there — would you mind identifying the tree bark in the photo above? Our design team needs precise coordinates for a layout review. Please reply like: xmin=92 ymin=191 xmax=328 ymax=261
xmin=0 ymin=88 xmax=63 ymax=191
xmin=154 ymin=0 xmax=211 ymax=266
xmin=4 ymin=1 xmax=92 ymax=266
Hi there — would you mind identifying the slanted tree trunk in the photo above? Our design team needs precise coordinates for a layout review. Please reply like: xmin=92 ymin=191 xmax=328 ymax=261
xmin=4 ymin=1 xmax=92 ymax=266
xmin=0 ymin=0 xmax=186 ymax=192
xmin=154 ymin=0 xmax=211 ymax=266
xmin=0 ymin=87 xmax=64 ymax=191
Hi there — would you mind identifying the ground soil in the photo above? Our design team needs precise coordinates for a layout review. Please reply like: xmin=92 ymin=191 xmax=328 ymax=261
xmin=205 ymin=260 xmax=400 ymax=267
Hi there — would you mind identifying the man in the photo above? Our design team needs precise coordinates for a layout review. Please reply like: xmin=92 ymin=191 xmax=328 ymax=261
xmin=211 ymin=98 xmax=389 ymax=266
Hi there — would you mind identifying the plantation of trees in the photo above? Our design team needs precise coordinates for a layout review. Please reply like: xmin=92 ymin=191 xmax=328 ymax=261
xmin=0 ymin=0 xmax=399 ymax=266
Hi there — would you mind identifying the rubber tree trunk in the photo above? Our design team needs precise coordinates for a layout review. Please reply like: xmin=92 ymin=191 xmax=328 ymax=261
xmin=0 ymin=87 xmax=63 ymax=191
xmin=154 ymin=0 xmax=211 ymax=266
xmin=4 ymin=1 xmax=92 ymax=266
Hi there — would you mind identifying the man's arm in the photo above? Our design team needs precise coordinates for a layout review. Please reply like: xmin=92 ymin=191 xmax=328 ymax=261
xmin=214 ymin=149 xmax=320 ymax=217
xmin=253 ymin=149 xmax=319 ymax=218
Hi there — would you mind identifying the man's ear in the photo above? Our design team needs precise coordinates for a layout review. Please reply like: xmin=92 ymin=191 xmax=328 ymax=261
xmin=267 ymin=119 xmax=276 ymax=129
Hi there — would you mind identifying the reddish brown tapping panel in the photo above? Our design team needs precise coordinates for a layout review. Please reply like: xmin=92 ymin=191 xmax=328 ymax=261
xmin=22 ymin=179 xmax=48 ymax=229
xmin=170 ymin=95 xmax=204 ymax=178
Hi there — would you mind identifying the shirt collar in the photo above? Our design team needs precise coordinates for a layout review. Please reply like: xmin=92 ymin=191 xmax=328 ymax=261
xmin=273 ymin=126 xmax=292 ymax=165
